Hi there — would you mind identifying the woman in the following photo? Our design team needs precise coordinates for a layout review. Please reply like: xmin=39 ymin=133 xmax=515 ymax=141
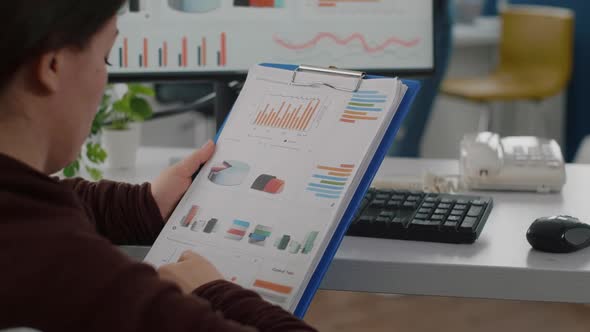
xmin=0 ymin=1 xmax=315 ymax=331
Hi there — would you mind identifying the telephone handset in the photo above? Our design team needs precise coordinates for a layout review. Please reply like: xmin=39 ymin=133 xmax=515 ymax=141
xmin=459 ymin=132 xmax=566 ymax=193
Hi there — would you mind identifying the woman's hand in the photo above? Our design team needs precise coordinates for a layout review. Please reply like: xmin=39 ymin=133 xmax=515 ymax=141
xmin=151 ymin=140 xmax=215 ymax=220
xmin=157 ymin=250 xmax=223 ymax=293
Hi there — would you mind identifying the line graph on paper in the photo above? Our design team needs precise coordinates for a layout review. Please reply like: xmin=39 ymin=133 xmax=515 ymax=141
xmin=251 ymin=95 xmax=323 ymax=134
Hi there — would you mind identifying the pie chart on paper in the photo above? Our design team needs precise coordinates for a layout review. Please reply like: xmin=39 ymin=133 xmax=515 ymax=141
xmin=208 ymin=160 xmax=251 ymax=186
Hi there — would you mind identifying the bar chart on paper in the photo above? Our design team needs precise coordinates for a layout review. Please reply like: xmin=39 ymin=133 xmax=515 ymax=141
xmin=340 ymin=90 xmax=387 ymax=124
xmin=252 ymin=95 xmax=322 ymax=133
xmin=306 ymin=164 xmax=354 ymax=200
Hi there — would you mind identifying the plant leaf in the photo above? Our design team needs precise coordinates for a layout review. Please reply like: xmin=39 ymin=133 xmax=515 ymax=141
xmin=85 ymin=166 xmax=103 ymax=181
xmin=86 ymin=143 xmax=108 ymax=164
xmin=91 ymin=106 xmax=110 ymax=136
xmin=128 ymin=83 xmax=155 ymax=97
xmin=113 ymin=98 xmax=131 ymax=114
xmin=130 ymin=97 xmax=153 ymax=121
xmin=63 ymin=159 xmax=80 ymax=178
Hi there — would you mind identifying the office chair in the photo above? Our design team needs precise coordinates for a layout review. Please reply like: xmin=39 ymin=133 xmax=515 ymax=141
xmin=441 ymin=5 xmax=574 ymax=134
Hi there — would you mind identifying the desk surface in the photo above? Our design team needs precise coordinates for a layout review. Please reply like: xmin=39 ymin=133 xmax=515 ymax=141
xmin=112 ymin=147 xmax=590 ymax=303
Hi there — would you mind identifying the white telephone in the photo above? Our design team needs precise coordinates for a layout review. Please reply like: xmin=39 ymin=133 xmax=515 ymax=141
xmin=459 ymin=132 xmax=566 ymax=193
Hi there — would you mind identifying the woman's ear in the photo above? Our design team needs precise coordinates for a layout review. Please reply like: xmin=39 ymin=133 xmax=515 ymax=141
xmin=34 ymin=51 xmax=62 ymax=93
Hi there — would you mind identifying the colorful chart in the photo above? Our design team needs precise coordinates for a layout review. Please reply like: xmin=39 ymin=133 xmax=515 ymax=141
xmin=288 ymin=240 xmax=302 ymax=254
xmin=252 ymin=279 xmax=293 ymax=303
xmin=169 ymin=0 xmax=222 ymax=13
xmin=203 ymin=218 xmax=219 ymax=233
xmin=253 ymin=96 xmax=321 ymax=132
xmin=302 ymin=231 xmax=319 ymax=254
xmin=115 ymin=33 xmax=227 ymax=69
xmin=274 ymin=235 xmax=291 ymax=251
xmin=179 ymin=205 xmax=199 ymax=227
xmin=306 ymin=164 xmax=354 ymax=199
xmin=248 ymin=225 xmax=273 ymax=246
xmin=251 ymin=174 xmax=285 ymax=194
xmin=234 ymin=0 xmax=285 ymax=8
xmin=225 ymin=219 xmax=251 ymax=240
xmin=339 ymin=91 xmax=388 ymax=124
xmin=208 ymin=160 xmax=250 ymax=186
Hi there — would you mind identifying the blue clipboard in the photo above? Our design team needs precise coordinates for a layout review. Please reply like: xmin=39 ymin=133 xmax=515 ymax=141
xmin=214 ymin=63 xmax=421 ymax=318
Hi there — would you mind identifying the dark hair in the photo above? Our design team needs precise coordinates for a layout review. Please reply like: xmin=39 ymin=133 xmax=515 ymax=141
xmin=0 ymin=0 xmax=125 ymax=91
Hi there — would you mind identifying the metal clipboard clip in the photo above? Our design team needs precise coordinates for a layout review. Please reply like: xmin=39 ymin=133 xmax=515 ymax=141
xmin=290 ymin=65 xmax=366 ymax=93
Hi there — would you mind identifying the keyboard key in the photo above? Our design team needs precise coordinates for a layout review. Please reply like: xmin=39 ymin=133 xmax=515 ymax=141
xmin=403 ymin=201 xmax=418 ymax=208
xmin=414 ymin=213 xmax=429 ymax=220
xmin=441 ymin=198 xmax=453 ymax=204
xmin=424 ymin=197 xmax=438 ymax=203
xmin=411 ymin=219 xmax=440 ymax=230
xmin=467 ymin=206 xmax=483 ymax=217
xmin=454 ymin=204 xmax=467 ymax=210
xmin=387 ymin=200 xmax=403 ymax=208
xmin=411 ymin=219 xmax=428 ymax=226
xmin=375 ymin=194 xmax=390 ymax=200
xmin=450 ymin=210 xmax=464 ymax=216
xmin=447 ymin=215 xmax=461 ymax=222
xmin=422 ymin=202 xmax=435 ymax=208
xmin=425 ymin=219 xmax=442 ymax=227
xmin=418 ymin=208 xmax=431 ymax=214
xmin=471 ymin=200 xmax=486 ymax=206
xmin=407 ymin=196 xmax=420 ymax=202
xmin=371 ymin=200 xmax=386 ymax=208
xmin=434 ymin=209 xmax=448 ymax=215
xmin=431 ymin=214 xmax=444 ymax=221
xmin=443 ymin=221 xmax=459 ymax=230
xmin=392 ymin=194 xmax=405 ymax=200
xmin=379 ymin=211 xmax=396 ymax=218
xmin=460 ymin=216 xmax=479 ymax=232
xmin=438 ymin=203 xmax=452 ymax=209
xmin=456 ymin=199 xmax=469 ymax=205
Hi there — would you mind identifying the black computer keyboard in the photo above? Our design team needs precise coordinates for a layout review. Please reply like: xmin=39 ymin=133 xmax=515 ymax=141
xmin=346 ymin=188 xmax=493 ymax=244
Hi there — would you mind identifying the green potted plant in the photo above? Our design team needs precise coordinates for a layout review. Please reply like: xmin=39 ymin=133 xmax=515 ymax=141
xmin=101 ymin=83 xmax=155 ymax=169
xmin=62 ymin=83 xmax=154 ymax=179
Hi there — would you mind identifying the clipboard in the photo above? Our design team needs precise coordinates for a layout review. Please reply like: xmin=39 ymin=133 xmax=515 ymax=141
xmin=213 ymin=63 xmax=421 ymax=317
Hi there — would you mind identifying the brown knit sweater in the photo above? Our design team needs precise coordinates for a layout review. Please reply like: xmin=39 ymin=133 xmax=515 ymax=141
xmin=0 ymin=153 xmax=316 ymax=332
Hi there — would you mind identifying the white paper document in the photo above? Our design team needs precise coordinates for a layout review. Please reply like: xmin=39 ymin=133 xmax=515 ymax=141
xmin=144 ymin=64 xmax=408 ymax=311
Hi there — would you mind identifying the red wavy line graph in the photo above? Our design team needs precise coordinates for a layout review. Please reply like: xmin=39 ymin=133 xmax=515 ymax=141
xmin=273 ymin=32 xmax=421 ymax=54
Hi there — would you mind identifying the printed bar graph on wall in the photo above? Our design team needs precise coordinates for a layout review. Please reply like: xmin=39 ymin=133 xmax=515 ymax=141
xmin=306 ymin=164 xmax=354 ymax=200
xmin=340 ymin=90 xmax=387 ymax=124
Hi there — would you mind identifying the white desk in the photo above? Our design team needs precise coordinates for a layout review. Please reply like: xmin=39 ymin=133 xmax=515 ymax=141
xmin=113 ymin=147 xmax=590 ymax=304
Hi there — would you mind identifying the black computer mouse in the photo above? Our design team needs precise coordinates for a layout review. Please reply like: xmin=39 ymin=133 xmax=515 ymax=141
xmin=527 ymin=215 xmax=590 ymax=253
